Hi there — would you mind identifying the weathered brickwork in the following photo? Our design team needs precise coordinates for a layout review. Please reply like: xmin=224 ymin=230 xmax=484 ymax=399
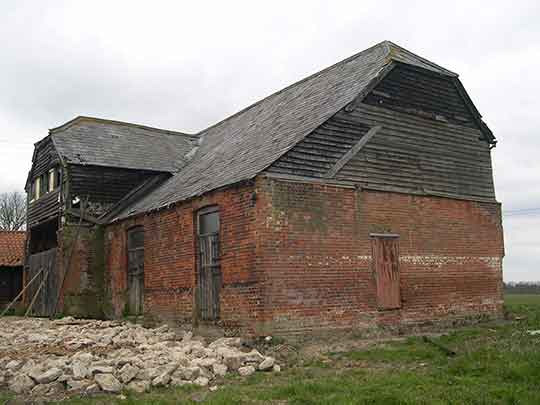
xmin=104 ymin=181 xmax=263 ymax=331
xmin=101 ymin=175 xmax=503 ymax=336
xmin=254 ymin=176 xmax=504 ymax=335
xmin=57 ymin=224 xmax=105 ymax=318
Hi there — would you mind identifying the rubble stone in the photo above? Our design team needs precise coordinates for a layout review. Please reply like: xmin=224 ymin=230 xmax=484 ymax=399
xmin=118 ymin=363 xmax=138 ymax=384
xmin=90 ymin=365 xmax=114 ymax=375
xmin=72 ymin=362 xmax=90 ymax=379
xmin=0 ymin=316 xmax=279 ymax=399
xmin=5 ymin=360 xmax=24 ymax=371
xmin=67 ymin=379 xmax=93 ymax=391
xmin=94 ymin=373 xmax=123 ymax=393
xmin=85 ymin=383 xmax=101 ymax=394
xmin=127 ymin=380 xmax=150 ymax=393
xmin=178 ymin=366 xmax=201 ymax=381
xmin=31 ymin=382 xmax=64 ymax=397
xmin=213 ymin=363 xmax=228 ymax=377
xmin=238 ymin=365 xmax=256 ymax=377
xmin=9 ymin=374 xmax=36 ymax=394
xmin=194 ymin=376 xmax=209 ymax=386
xmin=33 ymin=367 xmax=63 ymax=384
xmin=152 ymin=372 xmax=171 ymax=387
xmin=244 ymin=349 xmax=265 ymax=363
xmin=258 ymin=357 xmax=275 ymax=371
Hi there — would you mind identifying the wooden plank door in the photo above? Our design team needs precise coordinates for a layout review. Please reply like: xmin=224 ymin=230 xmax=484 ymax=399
xmin=197 ymin=207 xmax=221 ymax=321
xmin=371 ymin=234 xmax=401 ymax=309
xmin=26 ymin=248 xmax=57 ymax=316
xmin=127 ymin=227 xmax=144 ymax=315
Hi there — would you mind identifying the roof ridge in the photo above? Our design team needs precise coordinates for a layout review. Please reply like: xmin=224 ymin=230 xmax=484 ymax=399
xmin=383 ymin=40 xmax=458 ymax=77
xmin=49 ymin=116 xmax=198 ymax=139
xmin=196 ymin=41 xmax=389 ymax=136
xmin=0 ymin=230 xmax=25 ymax=234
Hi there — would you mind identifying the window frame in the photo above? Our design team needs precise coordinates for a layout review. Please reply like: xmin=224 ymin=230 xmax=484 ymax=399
xmin=197 ymin=206 xmax=220 ymax=237
xmin=34 ymin=177 xmax=41 ymax=200
xmin=48 ymin=169 xmax=55 ymax=192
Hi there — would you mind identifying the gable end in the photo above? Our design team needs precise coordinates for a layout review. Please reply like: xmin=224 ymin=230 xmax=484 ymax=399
xmin=363 ymin=63 xmax=477 ymax=129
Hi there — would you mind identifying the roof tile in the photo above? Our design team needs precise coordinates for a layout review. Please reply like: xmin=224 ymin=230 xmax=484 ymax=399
xmin=0 ymin=231 xmax=25 ymax=267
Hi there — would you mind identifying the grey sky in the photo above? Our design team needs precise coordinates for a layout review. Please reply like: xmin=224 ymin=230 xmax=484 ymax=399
xmin=1 ymin=0 xmax=538 ymax=281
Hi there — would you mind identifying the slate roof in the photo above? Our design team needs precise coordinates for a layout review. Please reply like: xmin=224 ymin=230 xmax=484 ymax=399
xmin=0 ymin=231 xmax=25 ymax=267
xmin=112 ymin=40 xmax=468 ymax=220
xmin=50 ymin=117 xmax=198 ymax=173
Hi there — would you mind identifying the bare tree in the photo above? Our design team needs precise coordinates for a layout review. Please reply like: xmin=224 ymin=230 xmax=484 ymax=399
xmin=0 ymin=191 xmax=26 ymax=231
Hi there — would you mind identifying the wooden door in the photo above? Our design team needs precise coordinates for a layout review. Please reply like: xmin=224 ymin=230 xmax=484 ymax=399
xmin=127 ymin=227 xmax=144 ymax=315
xmin=26 ymin=249 xmax=57 ymax=316
xmin=197 ymin=207 xmax=221 ymax=321
xmin=371 ymin=234 xmax=401 ymax=309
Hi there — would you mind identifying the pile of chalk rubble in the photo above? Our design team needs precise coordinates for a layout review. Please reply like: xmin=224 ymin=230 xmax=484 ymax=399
xmin=0 ymin=317 xmax=279 ymax=397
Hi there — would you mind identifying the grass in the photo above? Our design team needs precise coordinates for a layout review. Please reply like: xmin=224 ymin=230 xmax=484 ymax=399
xmin=3 ymin=294 xmax=540 ymax=404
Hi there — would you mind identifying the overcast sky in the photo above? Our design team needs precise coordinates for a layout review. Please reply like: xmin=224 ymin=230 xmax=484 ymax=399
xmin=1 ymin=1 xmax=538 ymax=281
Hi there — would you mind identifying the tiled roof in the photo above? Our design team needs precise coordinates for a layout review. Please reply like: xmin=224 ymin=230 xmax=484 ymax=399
xmin=50 ymin=117 xmax=198 ymax=173
xmin=0 ymin=231 xmax=25 ymax=267
xmin=113 ymin=41 xmax=461 ymax=219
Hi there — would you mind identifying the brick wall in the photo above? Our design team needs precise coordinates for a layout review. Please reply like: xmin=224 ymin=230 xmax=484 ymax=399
xmin=57 ymin=224 xmax=105 ymax=318
xmin=255 ymin=176 xmax=504 ymax=335
xmin=104 ymin=181 xmax=262 ymax=331
xmin=102 ymin=175 xmax=504 ymax=337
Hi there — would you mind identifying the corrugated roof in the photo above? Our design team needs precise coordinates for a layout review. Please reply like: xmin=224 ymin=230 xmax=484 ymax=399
xmin=96 ymin=40 xmax=489 ymax=220
xmin=50 ymin=117 xmax=198 ymax=173
xmin=0 ymin=231 xmax=25 ymax=267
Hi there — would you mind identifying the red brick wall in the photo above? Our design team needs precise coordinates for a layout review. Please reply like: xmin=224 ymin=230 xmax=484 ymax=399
xmin=255 ymin=176 xmax=504 ymax=335
xmin=104 ymin=181 xmax=263 ymax=331
xmin=57 ymin=225 xmax=104 ymax=318
xmin=103 ymin=175 xmax=504 ymax=336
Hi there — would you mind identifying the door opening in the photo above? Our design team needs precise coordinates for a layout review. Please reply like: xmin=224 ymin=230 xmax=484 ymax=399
xmin=196 ymin=207 xmax=221 ymax=321
xmin=127 ymin=226 xmax=144 ymax=315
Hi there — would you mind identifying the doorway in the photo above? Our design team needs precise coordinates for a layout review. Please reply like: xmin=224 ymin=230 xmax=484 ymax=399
xmin=196 ymin=207 xmax=221 ymax=321
xmin=127 ymin=226 xmax=144 ymax=315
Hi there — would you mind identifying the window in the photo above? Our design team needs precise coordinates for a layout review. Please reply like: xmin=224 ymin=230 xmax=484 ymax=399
xmin=48 ymin=169 xmax=55 ymax=192
xmin=197 ymin=206 xmax=221 ymax=321
xmin=34 ymin=177 xmax=41 ymax=200
xmin=29 ymin=181 xmax=36 ymax=202
xmin=40 ymin=173 xmax=48 ymax=196
xmin=30 ymin=167 xmax=61 ymax=202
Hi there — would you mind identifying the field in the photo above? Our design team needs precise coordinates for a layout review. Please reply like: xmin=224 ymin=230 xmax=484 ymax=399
xmin=2 ymin=294 xmax=540 ymax=404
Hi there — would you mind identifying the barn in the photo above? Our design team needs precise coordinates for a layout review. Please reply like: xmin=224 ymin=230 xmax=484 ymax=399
xmin=0 ymin=231 xmax=25 ymax=310
xmin=24 ymin=41 xmax=504 ymax=336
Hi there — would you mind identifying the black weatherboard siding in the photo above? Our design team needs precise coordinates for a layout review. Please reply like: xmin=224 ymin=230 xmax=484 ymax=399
xmin=364 ymin=63 xmax=477 ymax=128
xmin=27 ymin=189 xmax=61 ymax=228
xmin=266 ymin=61 xmax=494 ymax=200
xmin=336 ymin=104 xmax=495 ymax=200
xmin=26 ymin=137 xmax=62 ymax=228
xmin=68 ymin=165 xmax=159 ymax=217
xmin=267 ymin=114 xmax=371 ymax=178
